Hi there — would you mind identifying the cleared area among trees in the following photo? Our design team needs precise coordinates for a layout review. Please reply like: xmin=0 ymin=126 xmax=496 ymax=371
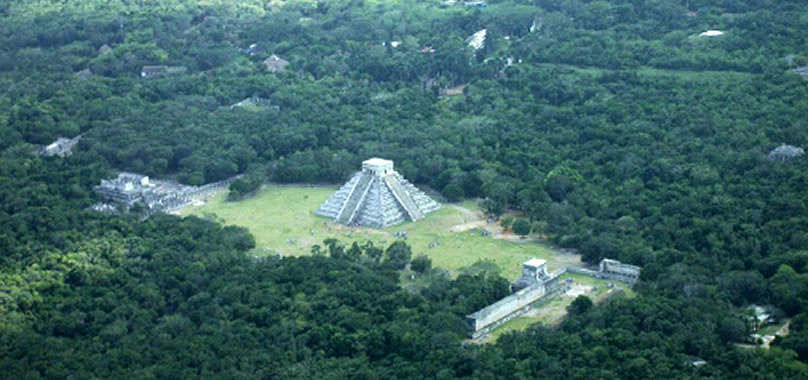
xmin=181 ymin=184 xmax=562 ymax=279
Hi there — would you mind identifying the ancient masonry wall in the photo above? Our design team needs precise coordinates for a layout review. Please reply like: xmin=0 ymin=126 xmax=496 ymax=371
xmin=563 ymin=262 xmax=640 ymax=285
xmin=349 ymin=177 xmax=407 ymax=228
xmin=565 ymin=267 xmax=598 ymax=276
xmin=466 ymin=277 xmax=565 ymax=339
xmin=467 ymin=282 xmax=547 ymax=333
xmin=465 ymin=259 xmax=640 ymax=338
xmin=397 ymin=176 xmax=441 ymax=214
xmin=315 ymin=173 xmax=361 ymax=219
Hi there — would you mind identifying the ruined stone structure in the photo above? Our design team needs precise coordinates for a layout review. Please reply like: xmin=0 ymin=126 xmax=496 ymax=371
xmin=140 ymin=65 xmax=187 ymax=78
xmin=98 ymin=44 xmax=112 ymax=55
xmin=466 ymin=29 xmax=486 ymax=50
xmin=466 ymin=258 xmax=641 ymax=338
xmin=598 ymin=259 xmax=641 ymax=285
xmin=140 ymin=65 xmax=168 ymax=77
xmin=466 ymin=282 xmax=547 ymax=335
xmin=94 ymin=172 xmax=239 ymax=214
xmin=466 ymin=259 xmax=563 ymax=338
xmin=95 ymin=172 xmax=151 ymax=206
xmin=511 ymin=258 xmax=552 ymax=291
xmin=40 ymin=135 xmax=81 ymax=157
xmin=315 ymin=158 xmax=440 ymax=228
xmin=767 ymin=144 xmax=804 ymax=162
xmin=229 ymin=96 xmax=276 ymax=110
xmin=564 ymin=258 xmax=641 ymax=286
xmin=264 ymin=55 xmax=289 ymax=72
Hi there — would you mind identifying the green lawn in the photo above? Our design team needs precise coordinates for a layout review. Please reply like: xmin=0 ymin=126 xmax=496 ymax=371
xmin=758 ymin=320 xmax=788 ymax=336
xmin=560 ymin=273 xmax=637 ymax=298
xmin=180 ymin=184 xmax=566 ymax=279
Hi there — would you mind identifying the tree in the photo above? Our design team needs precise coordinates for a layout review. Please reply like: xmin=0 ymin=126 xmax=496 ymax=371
xmin=512 ymin=218 xmax=531 ymax=236
xmin=441 ymin=183 xmax=464 ymax=203
xmin=311 ymin=244 xmax=324 ymax=256
xmin=222 ymin=226 xmax=256 ymax=251
xmin=500 ymin=216 xmax=515 ymax=230
xmin=769 ymin=265 xmax=808 ymax=315
xmin=363 ymin=241 xmax=383 ymax=264
xmin=384 ymin=241 xmax=412 ymax=270
xmin=718 ymin=316 xmax=748 ymax=343
xmin=545 ymin=174 xmax=575 ymax=202
xmin=567 ymin=295 xmax=593 ymax=315
xmin=324 ymin=238 xmax=346 ymax=260
xmin=775 ymin=312 xmax=808 ymax=361
xmin=227 ymin=174 xmax=263 ymax=200
xmin=346 ymin=242 xmax=362 ymax=262
xmin=411 ymin=254 xmax=432 ymax=274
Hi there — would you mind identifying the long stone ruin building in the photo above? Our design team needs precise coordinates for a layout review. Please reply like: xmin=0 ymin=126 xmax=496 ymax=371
xmin=466 ymin=259 xmax=564 ymax=338
xmin=598 ymin=259 xmax=641 ymax=285
xmin=93 ymin=172 xmax=236 ymax=214
xmin=466 ymin=258 xmax=641 ymax=338
xmin=315 ymin=158 xmax=440 ymax=228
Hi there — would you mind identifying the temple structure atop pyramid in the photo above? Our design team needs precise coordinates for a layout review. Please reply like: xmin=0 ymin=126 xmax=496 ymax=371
xmin=315 ymin=158 xmax=441 ymax=228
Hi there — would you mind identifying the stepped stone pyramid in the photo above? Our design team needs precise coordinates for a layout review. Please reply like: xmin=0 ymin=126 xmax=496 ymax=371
xmin=315 ymin=158 xmax=441 ymax=228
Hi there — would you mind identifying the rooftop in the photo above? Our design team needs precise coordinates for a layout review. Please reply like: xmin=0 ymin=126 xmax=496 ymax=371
xmin=524 ymin=258 xmax=546 ymax=268
xmin=699 ymin=30 xmax=724 ymax=37
xmin=141 ymin=65 xmax=168 ymax=72
xmin=362 ymin=158 xmax=393 ymax=167
xmin=467 ymin=29 xmax=487 ymax=50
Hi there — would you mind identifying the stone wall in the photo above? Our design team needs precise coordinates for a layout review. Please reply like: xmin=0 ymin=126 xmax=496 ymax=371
xmin=466 ymin=282 xmax=546 ymax=332
xmin=599 ymin=259 xmax=640 ymax=285
xmin=564 ymin=259 xmax=641 ymax=286
xmin=464 ymin=259 xmax=641 ymax=338
xmin=565 ymin=266 xmax=598 ymax=277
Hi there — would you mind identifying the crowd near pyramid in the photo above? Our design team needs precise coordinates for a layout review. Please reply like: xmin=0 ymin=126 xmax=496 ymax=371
xmin=316 ymin=158 xmax=440 ymax=228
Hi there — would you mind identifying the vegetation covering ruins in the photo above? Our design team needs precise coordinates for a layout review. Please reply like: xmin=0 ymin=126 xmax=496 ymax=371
xmin=2 ymin=0 xmax=808 ymax=378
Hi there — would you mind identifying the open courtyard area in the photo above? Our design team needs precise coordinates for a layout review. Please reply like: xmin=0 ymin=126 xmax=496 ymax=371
xmin=179 ymin=184 xmax=578 ymax=279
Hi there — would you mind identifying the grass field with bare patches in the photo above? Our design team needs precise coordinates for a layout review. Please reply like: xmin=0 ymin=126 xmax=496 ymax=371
xmin=179 ymin=184 xmax=572 ymax=279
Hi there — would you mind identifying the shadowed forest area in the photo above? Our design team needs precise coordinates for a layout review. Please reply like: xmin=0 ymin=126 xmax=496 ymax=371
xmin=2 ymin=0 xmax=808 ymax=378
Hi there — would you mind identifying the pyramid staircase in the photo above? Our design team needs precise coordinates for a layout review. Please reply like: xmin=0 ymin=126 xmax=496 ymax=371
xmin=336 ymin=174 xmax=373 ymax=224
xmin=384 ymin=175 xmax=423 ymax=221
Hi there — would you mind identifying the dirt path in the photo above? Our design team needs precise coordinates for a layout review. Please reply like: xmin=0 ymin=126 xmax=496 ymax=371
xmin=449 ymin=204 xmax=489 ymax=232
xmin=451 ymin=204 xmax=481 ymax=221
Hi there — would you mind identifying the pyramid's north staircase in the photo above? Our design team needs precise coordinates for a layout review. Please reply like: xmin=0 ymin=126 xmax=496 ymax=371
xmin=336 ymin=174 xmax=372 ymax=224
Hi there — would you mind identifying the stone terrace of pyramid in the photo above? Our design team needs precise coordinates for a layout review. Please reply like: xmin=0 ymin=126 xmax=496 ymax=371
xmin=315 ymin=158 xmax=441 ymax=228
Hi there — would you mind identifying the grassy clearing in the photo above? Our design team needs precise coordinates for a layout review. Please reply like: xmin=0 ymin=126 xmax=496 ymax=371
xmin=179 ymin=184 xmax=568 ymax=279
xmin=182 ymin=184 xmax=636 ymax=340
xmin=560 ymin=273 xmax=636 ymax=298
xmin=758 ymin=320 xmax=788 ymax=336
